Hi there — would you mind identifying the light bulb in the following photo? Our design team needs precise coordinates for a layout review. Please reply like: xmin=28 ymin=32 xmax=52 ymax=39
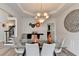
xmin=44 ymin=12 xmax=48 ymax=16
xmin=39 ymin=18 xmax=45 ymax=23
xmin=37 ymin=13 xmax=41 ymax=17
xmin=46 ymin=15 xmax=49 ymax=19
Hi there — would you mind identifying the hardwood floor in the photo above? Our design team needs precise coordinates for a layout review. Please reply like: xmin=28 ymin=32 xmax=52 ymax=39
xmin=0 ymin=47 xmax=16 ymax=56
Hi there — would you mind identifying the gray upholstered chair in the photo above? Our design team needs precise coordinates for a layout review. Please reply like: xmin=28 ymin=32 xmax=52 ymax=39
xmin=41 ymin=43 xmax=56 ymax=56
xmin=26 ymin=43 xmax=39 ymax=56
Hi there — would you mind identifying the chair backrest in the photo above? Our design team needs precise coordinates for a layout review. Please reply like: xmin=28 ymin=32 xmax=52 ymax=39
xmin=41 ymin=43 xmax=56 ymax=56
xmin=26 ymin=43 xmax=39 ymax=56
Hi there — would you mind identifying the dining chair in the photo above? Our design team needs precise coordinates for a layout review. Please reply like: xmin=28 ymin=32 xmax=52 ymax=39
xmin=26 ymin=43 xmax=39 ymax=56
xmin=41 ymin=43 xmax=56 ymax=56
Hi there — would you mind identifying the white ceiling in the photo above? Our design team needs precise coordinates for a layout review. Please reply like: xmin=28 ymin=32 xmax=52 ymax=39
xmin=18 ymin=3 xmax=65 ymax=16
xmin=6 ymin=3 xmax=74 ymax=18
xmin=18 ymin=3 xmax=65 ymax=13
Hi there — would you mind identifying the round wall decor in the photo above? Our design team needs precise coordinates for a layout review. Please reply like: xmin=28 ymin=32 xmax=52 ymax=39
xmin=64 ymin=9 xmax=79 ymax=32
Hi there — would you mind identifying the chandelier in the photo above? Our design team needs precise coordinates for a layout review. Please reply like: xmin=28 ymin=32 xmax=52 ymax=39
xmin=35 ymin=12 xmax=49 ymax=23
xmin=30 ymin=12 xmax=49 ymax=28
xmin=35 ymin=3 xmax=49 ymax=25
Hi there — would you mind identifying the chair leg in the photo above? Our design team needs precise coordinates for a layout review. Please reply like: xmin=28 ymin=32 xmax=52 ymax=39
xmin=54 ymin=51 xmax=56 ymax=56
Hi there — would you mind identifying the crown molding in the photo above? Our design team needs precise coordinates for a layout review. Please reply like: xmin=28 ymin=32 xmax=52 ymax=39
xmin=17 ymin=4 xmax=35 ymax=17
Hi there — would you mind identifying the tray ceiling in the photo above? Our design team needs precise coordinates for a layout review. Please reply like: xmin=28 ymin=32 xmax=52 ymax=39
xmin=18 ymin=3 xmax=65 ymax=15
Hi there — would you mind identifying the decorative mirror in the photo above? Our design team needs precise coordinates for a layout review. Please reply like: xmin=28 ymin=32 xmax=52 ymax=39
xmin=64 ymin=9 xmax=79 ymax=32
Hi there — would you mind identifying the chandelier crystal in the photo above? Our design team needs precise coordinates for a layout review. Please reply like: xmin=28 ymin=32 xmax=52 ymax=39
xmin=35 ymin=12 xmax=49 ymax=23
